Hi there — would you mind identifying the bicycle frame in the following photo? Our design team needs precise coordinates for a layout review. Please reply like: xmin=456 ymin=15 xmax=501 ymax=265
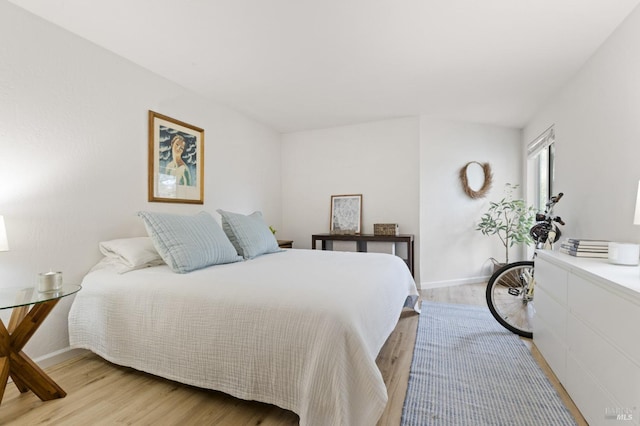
xmin=523 ymin=268 xmax=535 ymax=301
xmin=485 ymin=193 xmax=565 ymax=337
xmin=528 ymin=194 xmax=564 ymax=298
xmin=531 ymin=192 xmax=564 ymax=251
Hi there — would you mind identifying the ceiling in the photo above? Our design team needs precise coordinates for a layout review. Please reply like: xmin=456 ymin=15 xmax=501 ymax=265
xmin=9 ymin=0 xmax=640 ymax=133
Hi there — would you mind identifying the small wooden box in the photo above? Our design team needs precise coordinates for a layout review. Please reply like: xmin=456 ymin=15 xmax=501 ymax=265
xmin=373 ymin=223 xmax=399 ymax=236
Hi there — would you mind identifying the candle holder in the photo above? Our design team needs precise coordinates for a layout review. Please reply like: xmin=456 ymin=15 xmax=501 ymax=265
xmin=38 ymin=271 xmax=63 ymax=292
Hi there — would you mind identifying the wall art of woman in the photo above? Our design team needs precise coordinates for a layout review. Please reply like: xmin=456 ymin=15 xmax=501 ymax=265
xmin=164 ymin=134 xmax=192 ymax=186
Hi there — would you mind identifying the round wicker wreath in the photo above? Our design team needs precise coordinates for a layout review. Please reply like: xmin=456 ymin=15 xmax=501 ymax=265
xmin=459 ymin=161 xmax=492 ymax=199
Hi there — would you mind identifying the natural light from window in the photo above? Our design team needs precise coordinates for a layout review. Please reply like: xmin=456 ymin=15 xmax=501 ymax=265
xmin=527 ymin=126 xmax=555 ymax=213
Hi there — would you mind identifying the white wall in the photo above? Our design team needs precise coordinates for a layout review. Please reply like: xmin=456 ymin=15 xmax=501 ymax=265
xmin=420 ymin=118 xmax=522 ymax=288
xmin=281 ymin=116 xmax=523 ymax=289
xmin=524 ymin=5 xmax=640 ymax=244
xmin=0 ymin=2 xmax=282 ymax=360
xmin=281 ymin=118 xmax=421 ymax=280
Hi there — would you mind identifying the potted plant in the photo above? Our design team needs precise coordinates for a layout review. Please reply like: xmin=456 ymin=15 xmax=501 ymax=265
xmin=476 ymin=183 xmax=535 ymax=265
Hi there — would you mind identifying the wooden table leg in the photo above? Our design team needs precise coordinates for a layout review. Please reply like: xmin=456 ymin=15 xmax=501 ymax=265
xmin=9 ymin=371 xmax=28 ymax=393
xmin=0 ymin=321 xmax=10 ymax=402
xmin=7 ymin=305 xmax=29 ymax=334
xmin=9 ymin=350 xmax=66 ymax=400
xmin=4 ymin=304 xmax=30 ymax=394
xmin=0 ymin=299 xmax=66 ymax=404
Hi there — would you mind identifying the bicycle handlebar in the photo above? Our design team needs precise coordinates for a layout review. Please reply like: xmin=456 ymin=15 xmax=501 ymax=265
xmin=540 ymin=192 xmax=565 ymax=226
xmin=546 ymin=192 xmax=564 ymax=207
xmin=531 ymin=193 xmax=566 ymax=249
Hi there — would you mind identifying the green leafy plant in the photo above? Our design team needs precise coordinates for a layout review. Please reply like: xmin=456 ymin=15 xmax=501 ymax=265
xmin=269 ymin=225 xmax=277 ymax=235
xmin=476 ymin=183 xmax=535 ymax=264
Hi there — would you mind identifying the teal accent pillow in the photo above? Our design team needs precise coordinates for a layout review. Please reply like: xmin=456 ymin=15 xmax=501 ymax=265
xmin=216 ymin=209 xmax=281 ymax=259
xmin=138 ymin=211 xmax=241 ymax=273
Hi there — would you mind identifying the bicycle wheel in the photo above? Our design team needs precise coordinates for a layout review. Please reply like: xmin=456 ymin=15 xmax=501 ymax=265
xmin=486 ymin=261 xmax=535 ymax=338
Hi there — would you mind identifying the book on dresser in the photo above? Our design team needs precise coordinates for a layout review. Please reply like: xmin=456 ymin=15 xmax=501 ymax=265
xmin=567 ymin=239 xmax=609 ymax=244
xmin=559 ymin=248 xmax=609 ymax=258
xmin=564 ymin=238 xmax=610 ymax=247
xmin=559 ymin=238 xmax=609 ymax=258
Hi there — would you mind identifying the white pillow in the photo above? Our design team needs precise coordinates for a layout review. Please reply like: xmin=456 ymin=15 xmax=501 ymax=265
xmin=98 ymin=237 xmax=165 ymax=273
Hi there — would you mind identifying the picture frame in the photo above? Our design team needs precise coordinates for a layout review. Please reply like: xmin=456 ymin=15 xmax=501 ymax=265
xmin=330 ymin=194 xmax=363 ymax=234
xmin=148 ymin=110 xmax=204 ymax=204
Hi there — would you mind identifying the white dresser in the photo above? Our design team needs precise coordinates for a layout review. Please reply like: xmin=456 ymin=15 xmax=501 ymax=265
xmin=534 ymin=250 xmax=640 ymax=425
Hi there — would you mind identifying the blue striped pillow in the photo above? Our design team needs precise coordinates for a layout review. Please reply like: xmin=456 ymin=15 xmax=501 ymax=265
xmin=217 ymin=210 xmax=281 ymax=259
xmin=138 ymin=211 xmax=241 ymax=273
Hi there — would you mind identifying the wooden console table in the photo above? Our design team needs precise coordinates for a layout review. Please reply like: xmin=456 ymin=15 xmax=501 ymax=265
xmin=312 ymin=233 xmax=414 ymax=277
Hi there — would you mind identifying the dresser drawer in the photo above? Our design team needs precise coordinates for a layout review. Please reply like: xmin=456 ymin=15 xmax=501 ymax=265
xmin=568 ymin=273 xmax=640 ymax=363
xmin=565 ymin=351 xmax=627 ymax=426
xmin=567 ymin=312 xmax=640 ymax=413
xmin=535 ymin=283 xmax=567 ymax=342
xmin=534 ymin=285 xmax=568 ymax=382
xmin=535 ymin=257 xmax=568 ymax=305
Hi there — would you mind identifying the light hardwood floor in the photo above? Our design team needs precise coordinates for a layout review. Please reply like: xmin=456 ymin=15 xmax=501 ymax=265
xmin=0 ymin=283 xmax=586 ymax=425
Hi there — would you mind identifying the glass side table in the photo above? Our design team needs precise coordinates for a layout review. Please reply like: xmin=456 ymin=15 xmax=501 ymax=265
xmin=0 ymin=284 xmax=81 ymax=404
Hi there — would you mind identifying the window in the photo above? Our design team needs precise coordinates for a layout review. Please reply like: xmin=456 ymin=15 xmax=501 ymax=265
xmin=527 ymin=126 xmax=555 ymax=212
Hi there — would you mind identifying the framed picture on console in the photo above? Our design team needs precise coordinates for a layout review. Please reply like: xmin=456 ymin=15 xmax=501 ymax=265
xmin=148 ymin=110 xmax=204 ymax=204
xmin=330 ymin=194 xmax=362 ymax=234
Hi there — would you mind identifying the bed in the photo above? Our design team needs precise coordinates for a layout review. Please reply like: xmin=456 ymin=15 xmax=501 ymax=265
xmin=68 ymin=211 xmax=419 ymax=426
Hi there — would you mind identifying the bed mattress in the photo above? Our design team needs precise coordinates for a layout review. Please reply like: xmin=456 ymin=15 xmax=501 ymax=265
xmin=69 ymin=248 xmax=419 ymax=425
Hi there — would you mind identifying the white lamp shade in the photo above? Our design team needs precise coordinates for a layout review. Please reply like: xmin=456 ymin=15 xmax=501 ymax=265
xmin=635 ymin=181 xmax=640 ymax=225
xmin=0 ymin=216 xmax=8 ymax=252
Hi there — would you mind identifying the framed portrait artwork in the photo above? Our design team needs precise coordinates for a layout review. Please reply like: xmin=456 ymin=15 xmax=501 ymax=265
xmin=330 ymin=194 xmax=362 ymax=234
xmin=148 ymin=110 xmax=204 ymax=204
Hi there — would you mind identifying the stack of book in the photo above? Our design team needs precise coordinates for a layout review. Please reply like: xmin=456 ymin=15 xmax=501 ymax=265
xmin=559 ymin=238 xmax=609 ymax=258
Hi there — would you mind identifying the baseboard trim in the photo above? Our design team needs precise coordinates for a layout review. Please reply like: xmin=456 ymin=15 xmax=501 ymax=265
xmin=34 ymin=347 xmax=89 ymax=369
xmin=421 ymin=276 xmax=489 ymax=289
xmin=6 ymin=347 xmax=89 ymax=385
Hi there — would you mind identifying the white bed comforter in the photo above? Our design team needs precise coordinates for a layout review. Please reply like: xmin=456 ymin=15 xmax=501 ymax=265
xmin=69 ymin=249 xmax=419 ymax=426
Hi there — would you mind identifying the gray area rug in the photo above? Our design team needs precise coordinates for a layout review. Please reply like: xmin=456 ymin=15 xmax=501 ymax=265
xmin=401 ymin=301 xmax=576 ymax=426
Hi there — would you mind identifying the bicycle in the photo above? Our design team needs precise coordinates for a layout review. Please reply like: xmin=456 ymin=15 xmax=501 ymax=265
xmin=485 ymin=192 xmax=565 ymax=338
